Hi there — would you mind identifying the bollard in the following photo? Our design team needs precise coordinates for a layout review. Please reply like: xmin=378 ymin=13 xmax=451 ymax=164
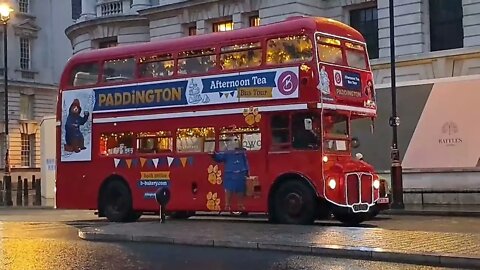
xmin=34 ymin=178 xmax=41 ymax=206
xmin=16 ymin=176 xmax=22 ymax=206
xmin=23 ymin=178 xmax=28 ymax=206
xmin=31 ymin=175 xmax=35 ymax=191
xmin=0 ymin=179 xmax=3 ymax=206
xmin=3 ymin=175 xmax=12 ymax=206
xmin=155 ymin=187 xmax=171 ymax=223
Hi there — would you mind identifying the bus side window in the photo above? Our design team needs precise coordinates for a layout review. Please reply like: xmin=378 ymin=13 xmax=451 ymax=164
xmin=102 ymin=58 xmax=136 ymax=82
xmin=70 ymin=62 xmax=99 ymax=87
xmin=176 ymin=127 xmax=215 ymax=153
xmin=178 ymin=49 xmax=216 ymax=75
xmin=100 ymin=132 xmax=134 ymax=155
xmin=270 ymin=114 xmax=290 ymax=150
xmin=266 ymin=35 xmax=313 ymax=65
xmin=137 ymin=131 xmax=173 ymax=154
xmin=220 ymin=42 xmax=262 ymax=70
xmin=291 ymin=113 xmax=319 ymax=150
xmin=138 ymin=54 xmax=174 ymax=78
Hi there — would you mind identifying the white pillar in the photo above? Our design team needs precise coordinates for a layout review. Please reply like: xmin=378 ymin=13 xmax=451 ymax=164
xmin=79 ymin=0 xmax=96 ymax=21
xmin=131 ymin=0 xmax=151 ymax=12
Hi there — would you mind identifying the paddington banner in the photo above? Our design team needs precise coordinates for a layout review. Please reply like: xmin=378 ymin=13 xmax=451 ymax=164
xmin=60 ymin=67 xmax=299 ymax=162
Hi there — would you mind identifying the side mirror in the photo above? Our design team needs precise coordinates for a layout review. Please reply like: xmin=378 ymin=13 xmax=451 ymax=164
xmin=351 ymin=137 xmax=360 ymax=149
xmin=304 ymin=118 xmax=313 ymax=130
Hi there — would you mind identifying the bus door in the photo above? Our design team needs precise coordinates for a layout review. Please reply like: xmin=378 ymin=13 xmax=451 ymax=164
xmin=268 ymin=111 xmax=322 ymax=182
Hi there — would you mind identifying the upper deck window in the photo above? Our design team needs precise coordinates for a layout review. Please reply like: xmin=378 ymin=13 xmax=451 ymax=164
xmin=178 ymin=49 xmax=216 ymax=75
xmin=220 ymin=42 xmax=262 ymax=70
xmin=316 ymin=36 xmax=343 ymax=65
xmin=69 ymin=62 xmax=99 ymax=87
xmin=345 ymin=42 xmax=367 ymax=70
xmin=139 ymin=54 xmax=174 ymax=78
xmin=266 ymin=35 xmax=313 ymax=65
xmin=102 ymin=58 xmax=136 ymax=83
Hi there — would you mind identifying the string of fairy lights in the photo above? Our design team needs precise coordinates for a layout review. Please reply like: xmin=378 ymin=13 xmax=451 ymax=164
xmin=99 ymin=126 xmax=262 ymax=155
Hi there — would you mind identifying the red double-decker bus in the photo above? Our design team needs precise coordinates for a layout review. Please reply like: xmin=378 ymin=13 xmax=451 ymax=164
xmin=56 ymin=16 xmax=387 ymax=225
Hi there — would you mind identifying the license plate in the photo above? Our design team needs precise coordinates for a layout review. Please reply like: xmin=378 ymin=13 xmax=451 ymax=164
xmin=352 ymin=203 xmax=369 ymax=212
xmin=378 ymin=197 xmax=389 ymax=204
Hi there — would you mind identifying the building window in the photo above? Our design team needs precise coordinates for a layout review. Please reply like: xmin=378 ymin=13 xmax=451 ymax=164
xmin=98 ymin=37 xmax=118 ymax=49
xmin=72 ymin=0 xmax=82 ymax=20
xmin=20 ymin=38 xmax=31 ymax=70
xmin=188 ymin=26 xmax=197 ymax=36
xmin=429 ymin=0 xmax=463 ymax=51
xmin=213 ymin=21 xmax=234 ymax=32
xmin=21 ymin=133 xmax=34 ymax=167
xmin=249 ymin=16 xmax=260 ymax=27
xmin=19 ymin=0 xmax=29 ymax=13
xmin=350 ymin=7 xmax=379 ymax=59
xmin=20 ymin=94 xmax=34 ymax=120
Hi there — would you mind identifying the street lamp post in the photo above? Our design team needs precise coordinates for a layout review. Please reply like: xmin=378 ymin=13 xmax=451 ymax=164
xmin=388 ymin=0 xmax=404 ymax=209
xmin=0 ymin=3 xmax=13 ymax=206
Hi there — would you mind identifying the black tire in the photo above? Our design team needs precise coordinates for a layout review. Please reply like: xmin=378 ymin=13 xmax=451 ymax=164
xmin=333 ymin=212 xmax=367 ymax=226
xmin=125 ymin=212 xmax=142 ymax=222
xmin=102 ymin=180 xmax=134 ymax=222
xmin=272 ymin=180 xmax=317 ymax=225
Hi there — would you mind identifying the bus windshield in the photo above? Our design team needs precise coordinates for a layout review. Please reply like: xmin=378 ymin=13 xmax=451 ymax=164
xmin=316 ymin=34 xmax=368 ymax=70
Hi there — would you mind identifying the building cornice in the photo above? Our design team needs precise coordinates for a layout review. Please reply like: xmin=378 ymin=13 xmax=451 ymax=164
xmin=0 ymin=79 xmax=58 ymax=90
xmin=65 ymin=15 xmax=149 ymax=40
xmin=371 ymin=46 xmax=480 ymax=68
xmin=138 ymin=0 xmax=219 ymax=17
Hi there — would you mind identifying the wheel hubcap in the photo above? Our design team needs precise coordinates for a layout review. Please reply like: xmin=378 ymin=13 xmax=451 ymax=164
xmin=284 ymin=192 xmax=303 ymax=216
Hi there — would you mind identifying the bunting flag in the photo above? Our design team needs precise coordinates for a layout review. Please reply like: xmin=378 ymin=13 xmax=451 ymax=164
xmin=125 ymin=159 xmax=132 ymax=168
xmin=140 ymin=158 xmax=147 ymax=167
xmin=167 ymin=156 xmax=174 ymax=167
xmin=114 ymin=158 xmax=120 ymax=168
xmin=180 ymin=157 xmax=188 ymax=168
xmin=187 ymin=156 xmax=194 ymax=166
xmin=230 ymin=91 xmax=235 ymax=97
xmin=146 ymin=159 xmax=154 ymax=168
xmin=152 ymin=158 xmax=159 ymax=168
xmin=131 ymin=158 xmax=139 ymax=168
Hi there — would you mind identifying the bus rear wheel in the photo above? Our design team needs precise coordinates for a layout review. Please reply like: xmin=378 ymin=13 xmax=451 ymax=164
xmin=272 ymin=180 xmax=317 ymax=225
xmin=101 ymin=180 xmax=136 ymax=222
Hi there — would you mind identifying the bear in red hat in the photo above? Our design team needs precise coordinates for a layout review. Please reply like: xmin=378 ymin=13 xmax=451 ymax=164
xmin=64 ymin=99 xmax=89 ymax=153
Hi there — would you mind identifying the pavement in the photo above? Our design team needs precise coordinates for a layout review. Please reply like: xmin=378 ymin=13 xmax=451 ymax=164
xmin=78 ymin=215 xmax=480 ymax=269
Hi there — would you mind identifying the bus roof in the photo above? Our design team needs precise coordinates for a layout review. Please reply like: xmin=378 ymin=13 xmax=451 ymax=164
xmin=66 ymin=16 xmax=364 ymax=66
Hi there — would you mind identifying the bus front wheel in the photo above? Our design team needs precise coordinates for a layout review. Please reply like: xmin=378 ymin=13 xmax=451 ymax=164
xmin=272 ymin=180 xmax=317 ymax=225
xmin=101 ymin=180 xmax=137 ymax=222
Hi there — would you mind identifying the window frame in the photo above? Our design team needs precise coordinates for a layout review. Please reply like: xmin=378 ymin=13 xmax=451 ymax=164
xmin=429 ymin=0 xmax=464 ymax=52
xmin=349 ymin=6 xmax=379 ymax=59
xmin=20 ymin=37 xmax=31 ymax=70
xmin=21 ymin=133 xmax=34 ymax=167
xmin=18 ymin=0 xmax=29 ymax=14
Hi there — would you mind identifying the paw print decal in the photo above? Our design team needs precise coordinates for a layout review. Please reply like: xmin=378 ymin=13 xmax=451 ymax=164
xmin=243 ymin=107 xmax=261 ymax=126
xmin=206 ymin=192 xmax=221 ymax=211
xmin=207 ymin=164 xmax=222 ymax=184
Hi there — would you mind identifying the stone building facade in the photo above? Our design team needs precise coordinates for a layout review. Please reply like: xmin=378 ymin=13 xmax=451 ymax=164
xmin=0 ymin=0 xmax=72 ymax=178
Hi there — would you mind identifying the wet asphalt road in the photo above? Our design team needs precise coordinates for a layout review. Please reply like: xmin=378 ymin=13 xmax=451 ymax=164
xmin=0 ymin=209 xmax=468 ymax=270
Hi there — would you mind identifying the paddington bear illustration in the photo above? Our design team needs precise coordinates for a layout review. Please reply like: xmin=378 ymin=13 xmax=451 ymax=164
xmin=64 ymin=99 xmax=89 ymax=153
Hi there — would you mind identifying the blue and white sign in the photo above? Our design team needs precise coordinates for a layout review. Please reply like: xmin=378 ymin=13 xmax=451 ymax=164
xmin=89 ymin=67 xmax=299 ymax=113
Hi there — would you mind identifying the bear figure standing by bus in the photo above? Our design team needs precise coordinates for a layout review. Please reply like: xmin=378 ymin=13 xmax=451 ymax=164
xmin=64 ymin=98 xmax=89 ymax=153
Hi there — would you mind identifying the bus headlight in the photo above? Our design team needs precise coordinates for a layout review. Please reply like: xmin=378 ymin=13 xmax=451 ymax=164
xmin=328 ymin=179 xmax=336 ymax=189
xmin=322 ymin=156 xmax=328 ymax=163
xmin=373 ymin=179 xmax=380 ymax=189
